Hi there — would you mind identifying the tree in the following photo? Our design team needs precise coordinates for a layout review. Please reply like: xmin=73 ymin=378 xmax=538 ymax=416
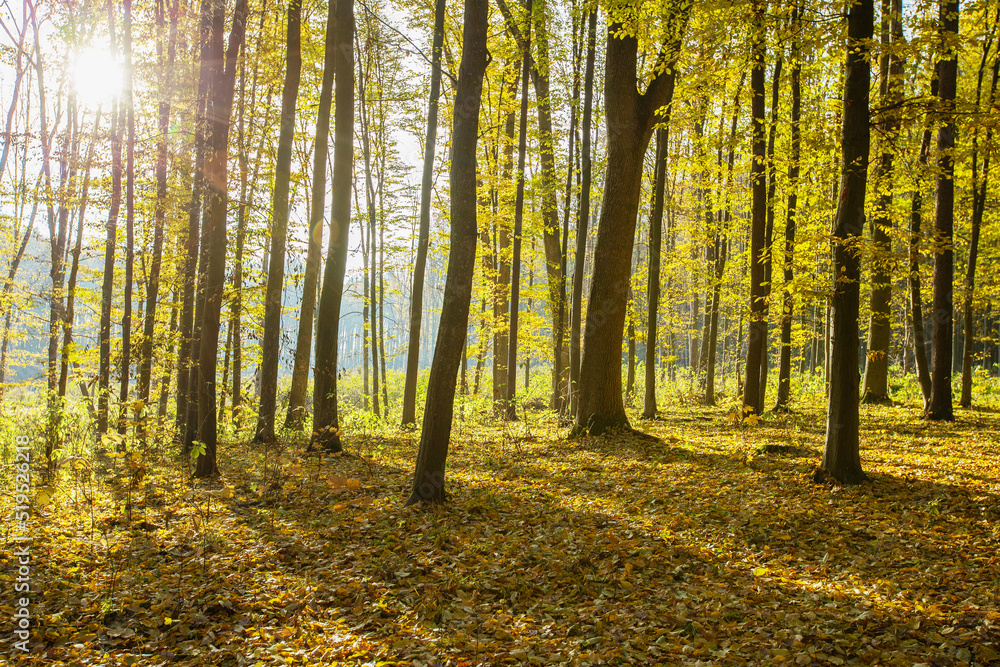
xmin=774 ymin=0 xmax=801 ymax=412
xmin=926 ymin=0 xmax=958 ymax=422
xmin=642 ymin=128 xmax=667 ymax=418
xmin=311 ymin=0 xmax=355 ymax=453
xmin=861 ymin=0 xmax=904 ymax=405
xmin=572 ymin=0 xmax=690 ymax=436
xmin=194 ymin=0 xmax=249 ymax=477
xmin=286 ymin=0 xmax=338 ymax=430
xmin=407 ymin=0 xmax=488 ymax=504
xmin=256 ymin=0 xmax=302 ymax=442
xmin=400 ymin=0 xmax=446 ymax=427
xmin=569 ymin=3 xmax=596 ymax=416
xmin=822 ymin=0 xmax=872 ymax=485
xmin=741 ymin=0 xmax=767 ymax=417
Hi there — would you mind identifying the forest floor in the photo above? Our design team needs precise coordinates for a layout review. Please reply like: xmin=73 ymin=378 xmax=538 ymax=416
xmin=2 ymin=392 xmax=1000 ymax=666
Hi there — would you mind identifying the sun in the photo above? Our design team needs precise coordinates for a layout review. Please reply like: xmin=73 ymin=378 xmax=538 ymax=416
xmin=70 ymin=47 xmax=122 ymax=109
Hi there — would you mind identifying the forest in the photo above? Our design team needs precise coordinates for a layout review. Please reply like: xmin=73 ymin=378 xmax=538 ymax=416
xmin=1 ymin=0 xmax=1000 ymax=663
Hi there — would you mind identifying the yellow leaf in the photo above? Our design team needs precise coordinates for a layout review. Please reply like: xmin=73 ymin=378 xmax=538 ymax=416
xmin=753 ymin=567 xmax=769 ymax=577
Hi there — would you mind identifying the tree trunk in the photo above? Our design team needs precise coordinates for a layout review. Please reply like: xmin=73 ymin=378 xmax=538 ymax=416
xmin=742 ymin=0 xmax=768 ymax=417
xmin=775 ymin=2 xmax=802 ymax=411
xmin=118 ymin=0 xmax=136 ymax=433
xmin=861 ymin=0 xmax=903 ymax=404
xmin=756 ymin=55 xmax=782 ymax=414
xmin=256 ymin=0 xmax=302 ymax=441
xmin=401 ymin=0 xmax=446 ymax=425
xmin=960 ymin=17 xmax=998 ymax=408
xmin=99 ymin=103 xmax=123 ymax=434
xmin=569 ymin=6 xmax=596 ymax=417
xmin=642 ymin=129 xmax=667 ymax=418
xmin=823 ymin=0 xmax=872 ymax=484
xmin=573 ymin=3 xmax=690 ymax=435
xmin=311 ymin=0 xmax=355 ymax=452
xmin=286 ymin=0 xmax=338 ymax=429
xmin=927 ymin=0 xmax=959 ymax=421
xmin=139 ymin=0 xmax=178 ymax=415
xmin=505 ymin=1 xmax=532 ymax=421
xmin=407 ymin=0 xmax=488 ymax=504
xmin=194 ymin=0 xmax=249 ymax=477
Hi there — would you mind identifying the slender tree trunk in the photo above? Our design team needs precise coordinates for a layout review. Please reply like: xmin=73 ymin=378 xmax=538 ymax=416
xmin=505 ymin=1 xmax=532 ymax=421
xmin=960 ymin=17 xmax=998 ymax=408
xmin=642 ymin=130 xmax=667 ymax=418
xmin=400 ymin=0 xmax=446 ymax=426
xmin=756 ymin=56 xmax=782 ymax=414
xmin=139 ymin=0 xmax=178 ymax=415
xmin=775 ymin=2 xmax=802 ymax=411
xmin=823 ymin=0 xmax=872 ymax=484
xmin=286 ymin=0 xmax=338 ymax=429
xmin=117 ymin=0 xmax=137 ymax=434
xmin=742 ymin=0 xmax=768 ymax=417
xmin=861 ymin=0 xmax=903 ymax=404
xmin=99 ymin=103 xmax=123 ymax=434
xmin=407 ymin=0 xmax=488 ymax=504
xmin=570 ymin=6 xmax=596 ymax=416
xmin=493 ymin=81 xmax=516 ymax=414
xmin=194 ymin=0 xmax=249 ymax=477
xmin=311 ymin=0 xmax=355 ymax=452
xmin=256 ymin=0 xmax=302 ymax=441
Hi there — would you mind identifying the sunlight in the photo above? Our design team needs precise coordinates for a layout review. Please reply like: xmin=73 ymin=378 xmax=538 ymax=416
xmin=69 ymin=47 xmax=122 ymax=108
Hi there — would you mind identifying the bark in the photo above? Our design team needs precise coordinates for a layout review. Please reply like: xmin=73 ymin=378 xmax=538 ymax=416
xmin=756 ymin=56 xmax=782 ymax=414
xmin=707 ymin=77 xmax=743 ymax=405
xmin=742 ymin=0 xmax=768 ymax=417
xmin=960 ymin=16 xmax=998 ymax=408
xmin=194 ymin=0 xmax=249 ymax=477
xmin=400 ymin=0 xmax=446 ymax=425
xmin=99 ymin=93 xmax=123 ymax=434
xmin=257 ymin=0 xmax=302 ymax=441
xmin=775 ymin=2 xmax=801 ymax=411
xmin=927 ymin=0 xmax=958 ymax=421
xmin=823 ymin=0 xmax=872 ymax=485
xmin=569 ymin=7 xmax=596 ymax=416
xmin=407 ymin=0 xmax=488 ymax=504
xmin=505 ymin=0 xmax=532 ymax=421
xmin=119 ymin=0 xmax=135 ymax=433
xmin=286 ymin=0 xmax=338 ymax=429
xmin=861 ymin=0 xmax=903 ymax=404
xmin=311 ymin=0 xmax=355 ymax=452
xmin=493 ymin=85 xmax=516 ymax=413
xmin=177 ymin=0 xmax=212 ymax=445
xmin=139 ymin=0 xmax=178 ymax=412
xmin=642 ymin=129 xmax=667 ymax=417
xmin=358 ymin=41 xmax=381 ymax=417
xmin=573 ymin=1 xmax=690 ymax=435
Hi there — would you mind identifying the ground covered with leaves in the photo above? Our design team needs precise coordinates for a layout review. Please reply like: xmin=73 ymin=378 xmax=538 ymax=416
xmin=3 ymin=396 xmax=1000 ymax=666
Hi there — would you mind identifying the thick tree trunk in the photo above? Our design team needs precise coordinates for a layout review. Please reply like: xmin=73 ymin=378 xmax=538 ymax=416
xmin=927 ymin=0 xmax=959 ymax=421
xmin=194 ymin=0 xmax=248 ymax=477
xmin=823 ymin=0 xmax=872 ymax=484
xmin=311 ymin=0 xmax=355 ymax=453
xmin=401 ymin=0 xmax=446 ymax=426
xmin=573 ymin=4 xmax=690 ymax=435
xmin=407 ymin=0 xmax=488 ymax=504
xmin=286 ymin=0 xmax=337 ymax=429
xmin=256 ymin=0 xmax=302 ymax=441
